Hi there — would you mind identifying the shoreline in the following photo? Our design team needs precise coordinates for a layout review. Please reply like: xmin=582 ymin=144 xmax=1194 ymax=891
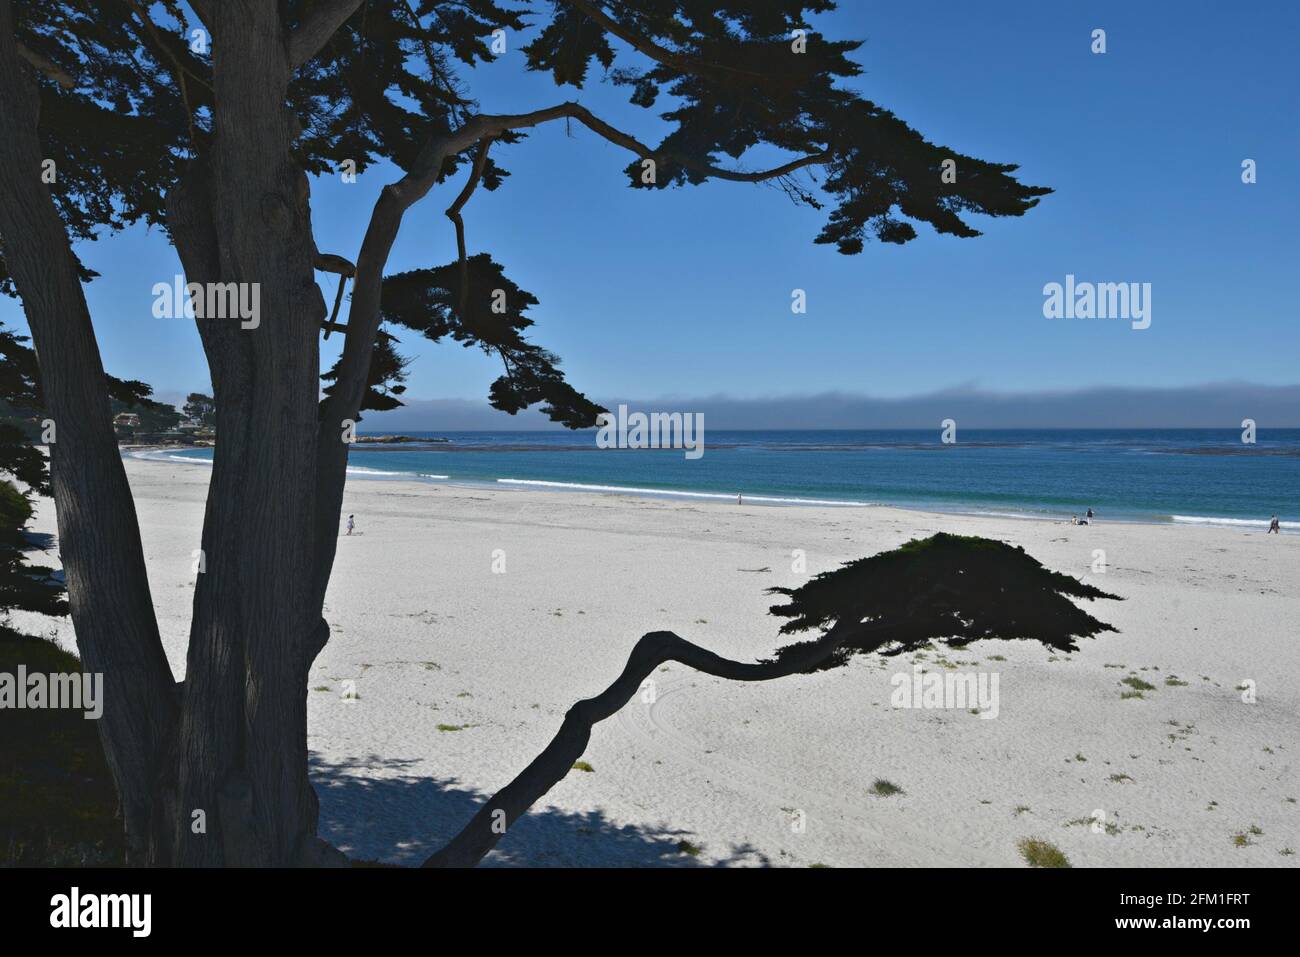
xmin=122 ymin=446 xmax=1294 ymax=534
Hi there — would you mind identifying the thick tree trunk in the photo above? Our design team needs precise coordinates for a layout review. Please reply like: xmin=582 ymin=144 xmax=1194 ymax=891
xmin=157 ymin=4 xmax=333 ymax=866
xmin=0 ymin=0 xmax=177 ymax=862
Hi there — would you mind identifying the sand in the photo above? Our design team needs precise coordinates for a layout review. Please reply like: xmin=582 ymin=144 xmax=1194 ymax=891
xmin=23 ymin=455 xmax=1300 ymax=867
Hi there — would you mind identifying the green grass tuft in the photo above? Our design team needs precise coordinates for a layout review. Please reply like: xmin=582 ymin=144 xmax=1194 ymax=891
xmin=1121 ymin=676 xmax=1156 ymax=692
xmin=1017 ymin=837 xmax=1070 ymax=868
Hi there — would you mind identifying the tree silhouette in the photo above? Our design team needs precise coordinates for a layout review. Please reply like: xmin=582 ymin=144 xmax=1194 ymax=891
xmin=428 ymin=533 xmax=1119 ymax=866
xmin=182 ymin=393 xmax=216 ymax=427
xmin=0 ymin=1 xmax=1052 ymax=865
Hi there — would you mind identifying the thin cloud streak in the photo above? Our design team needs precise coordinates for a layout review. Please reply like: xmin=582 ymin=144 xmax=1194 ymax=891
xmin=357 ymin=383 xmax=1300 ymax=431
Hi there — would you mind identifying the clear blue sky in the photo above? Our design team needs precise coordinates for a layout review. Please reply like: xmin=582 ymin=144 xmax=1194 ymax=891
xmin=4 ymin=0 xmax=1297 ymax=414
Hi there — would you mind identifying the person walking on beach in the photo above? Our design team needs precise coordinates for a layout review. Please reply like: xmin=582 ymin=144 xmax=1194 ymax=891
xmin=738 ymin=493 xmax=743 ymax=505
xmin=1268 ymin=514 xmax=1280 ymax=534
xmin=1086 ymin=507 xmax=1094 ymax=521
xmin=346 ymin=514 xmax=355 ymax=536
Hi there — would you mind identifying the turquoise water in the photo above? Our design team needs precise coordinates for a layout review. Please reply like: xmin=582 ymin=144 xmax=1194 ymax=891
xmin=141 ymin=429 xmax=1299 ymax=528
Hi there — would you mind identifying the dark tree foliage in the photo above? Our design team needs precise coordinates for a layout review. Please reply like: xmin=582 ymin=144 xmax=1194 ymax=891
xmin=321 ymin=329 xmax=410 ymax=413
xmin=0 ymin=326 xmax=47 ymax=493
xmin=767 ymin=533 xmax=1121 ymax=670
xmin=7 ymin=0 xmax=1048 ymax=416
xmin=0 ymin=1 xmax=193 ymax=293
xmin=0 ymin=478 xmax=65 ymax=620
xmin=327 ymin=253 xmax=604 ymax=427
xmin=290 ymin=0 xmax=524 ymax=183
xmin=524 ymin=0 xmax=1050 ymax=251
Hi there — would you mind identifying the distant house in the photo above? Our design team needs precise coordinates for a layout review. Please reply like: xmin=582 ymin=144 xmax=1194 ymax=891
xmin=113 ymin=412 xmax=141 ymax=428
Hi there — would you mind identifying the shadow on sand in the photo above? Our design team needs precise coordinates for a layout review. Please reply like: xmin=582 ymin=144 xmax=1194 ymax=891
xmin=310 ymin=753 xmax=770 ymax=867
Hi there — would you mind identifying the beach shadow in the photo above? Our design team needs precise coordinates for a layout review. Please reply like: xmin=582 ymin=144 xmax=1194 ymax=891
xmin=310 ymin=752 xmax=770 ymax=868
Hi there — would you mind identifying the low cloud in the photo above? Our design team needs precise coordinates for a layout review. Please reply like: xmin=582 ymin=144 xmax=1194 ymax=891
xmin=357 ymin=382 xmax=1300 ymax=431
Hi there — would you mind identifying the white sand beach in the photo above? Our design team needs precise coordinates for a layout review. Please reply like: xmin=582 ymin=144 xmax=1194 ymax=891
xmin=25 ymin=456 xmax=1300 ymax=867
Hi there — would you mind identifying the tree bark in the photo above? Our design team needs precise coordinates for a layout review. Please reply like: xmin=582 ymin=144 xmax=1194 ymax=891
xmin=156 ymin=2 xmax=332 ymax=866
xmin=0 ymin=0 xmax=177 ymax=862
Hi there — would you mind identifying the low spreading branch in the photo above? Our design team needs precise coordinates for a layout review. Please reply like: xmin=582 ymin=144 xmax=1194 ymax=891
xmin=328 ymin=99 xmax=827 ymax=422
xmin=423 ymin=619 xmax=887 ymax=867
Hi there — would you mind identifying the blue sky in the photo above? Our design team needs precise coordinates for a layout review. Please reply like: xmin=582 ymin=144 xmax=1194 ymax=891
xmin=3 ymin=0 xmax=1297 ymax=421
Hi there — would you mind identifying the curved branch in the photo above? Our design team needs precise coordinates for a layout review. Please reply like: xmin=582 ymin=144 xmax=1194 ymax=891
xmin=423 ymin=619 xmax=888 ymax=867
xmin=445 ymin=136 xmax=492 ymax=326
xmin=314 ymin=250 xmax=356 ymax=337
xmin=313 ymin=102 xmax=827 ymax=611
xmin=468 ymin=102 xmax=832 ymax=184
xmin=288 ymin=0 xmax=364 ymax=70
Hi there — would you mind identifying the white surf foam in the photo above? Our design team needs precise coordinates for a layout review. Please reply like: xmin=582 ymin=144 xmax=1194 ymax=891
xmin=1171 ymin=514 xmax=1295 ymax=530
xmin=495 ymin=478 xmax=869 ymax=507
xmin=127 ymin=449 xmax=447 ymax=480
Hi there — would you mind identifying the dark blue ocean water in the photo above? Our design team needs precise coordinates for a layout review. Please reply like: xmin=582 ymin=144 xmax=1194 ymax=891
xmin=142 ymin=429 xmax=1299 ymax=528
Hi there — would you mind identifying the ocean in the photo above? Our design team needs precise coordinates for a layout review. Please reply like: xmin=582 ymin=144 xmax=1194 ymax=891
xmin=136 ymin=428 xmax=1299 ymax=529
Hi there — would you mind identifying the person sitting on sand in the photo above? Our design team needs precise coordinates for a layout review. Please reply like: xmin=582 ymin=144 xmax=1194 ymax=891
xmin=346 ymin=514 xmax=355 ymax=536
xmin=1268 ymin=515 xmax=1280 ymax=534
xmin=1070 ymin=515 xmax=1078 ymax=525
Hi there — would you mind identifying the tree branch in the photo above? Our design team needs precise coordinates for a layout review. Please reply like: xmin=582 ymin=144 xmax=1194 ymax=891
xmin=287 ymin=0 xmax=364 ymax=70
xmin=314 ymin=250 xmax=356 ymax=338
xmin=467 ymin=102 xmax=832 ymax=184
xmin=445 ymin=136 xmax=492 ymax=327
xmin=423 ymin=619 xmax=887 ymax=867
xmin=312 ymin=102 xmax=827 ymax=612
xmin=14 ymin=41 xmax=73 ymax=88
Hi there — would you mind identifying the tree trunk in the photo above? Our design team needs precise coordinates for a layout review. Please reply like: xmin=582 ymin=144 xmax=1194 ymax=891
xmin=0 ymin=0 xmax=177 ymax=862
xmin=159 ymin=4 xmax=335 ymax=866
